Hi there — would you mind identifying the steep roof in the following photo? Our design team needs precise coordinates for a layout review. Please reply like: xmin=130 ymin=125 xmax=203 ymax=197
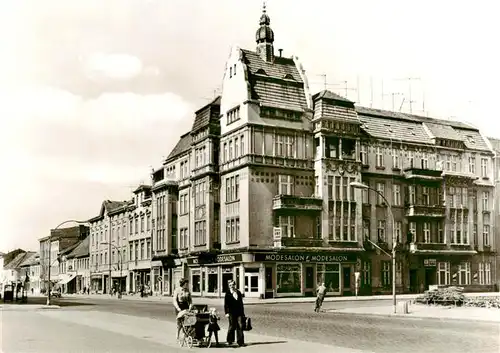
xmin=313 ymin=90 xmax=354 ymax=104
xmin=241 ymin=49 xmax=308 ymax=112
xmin=133 ymin=185 xmax=152 ymax=194
xmin=59 ymin=241 xmax=81 ymax=256
xmin=313 ymin=90 xmax=359 ymax=123
xmin=3 ymin=249 xmax=26 ymax=266
xmin=166 ymin=132 xmax=192 ymax=162
xmin=66 ymin=237 xmax=89 ymax=259
xmin=191 ymin=96 xmax=221 ymax=133
xmin=18 ymin=252 xmax=38 ymax=267
xmin=356 ymin=106 xmax=491 ymax=150
xmin=4 ymin=252 xmax=28 ymax=269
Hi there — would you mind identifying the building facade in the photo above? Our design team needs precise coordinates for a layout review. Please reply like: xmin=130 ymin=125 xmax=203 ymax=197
xmin=58 ymin=237 xmax=90 ymax=294
xmin=39 ymin=226 xmax=88 ymax=293
xmin=487 ymin=136 xmax=500 ymax=290
xmin=151 ymin=7 xmax=498 ymax=298
xmin=127 ymin=185 xmax=153 ymax=293
xmin=88 ymin=200 xmax=129 ymax=294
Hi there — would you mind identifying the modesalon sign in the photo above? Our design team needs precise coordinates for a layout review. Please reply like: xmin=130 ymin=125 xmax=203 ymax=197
xmin=254 ymin=252 xmax=356 ymax=263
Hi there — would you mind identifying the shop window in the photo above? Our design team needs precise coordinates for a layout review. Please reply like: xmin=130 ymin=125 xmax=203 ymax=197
xmin=207 ymin=268 xmax=218 ymax=293
xmin=192 ymin=271 xmax=201 ymax=293
xmin=276 ymin=264 xmax=301 ymax=294
xmin=316 ymin=263 xmax=340 ymax=293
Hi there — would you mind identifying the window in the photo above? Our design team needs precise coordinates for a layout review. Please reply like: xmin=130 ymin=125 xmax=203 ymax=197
xmin=408 ymin=221 xmax=416 ymax=243
xmin=279 ymin=216 xmax=295 ymax=237
xmin=277 ymin=264 xmax=302 ymax=294
xmin=381 ymin=261 xmax=391 ymax=287
xmin=362 ymin=219 xmax=370 ymax=240
xmin=376 ymin=147 xmax=384 ymax=167
xmin=194 ymin=181 xmax=206 ymax=207
xmin=327 ymin=176 xmax=333 ymax=200
xmin=392 ymin=184 xmax=401 ymax=206
xmin=191 ymin=269 xmax=201 ymax=293
xmin=194 ymin=221 xmax=207 ymax=246
xmin=478 ymin=262 xmax=491 ymax=285
xmin=376 ymin=182 xmax=385 ymax=205
xmin=422 ymin=187 xmax=429 ymax=205
xmin=395 ymin=262 xmax=402 ymax=286
xmin=408 ymin=185 xmax=416 ymax=205
xmin=458 ymin=262 xmax=471 ymax=285
xmin=225 ymin=175 xmax=240 ymax=202
xmin=360 ymin=144 xmax=368 ymax=164
xmin=355 ymin=187 xmax=367 ymax=206
xmin=408 ymin=150 xmax=414 ymax=168
xmin=228 ymin=140 xmax=233 ymax=160
xmin=225 ymin=217 xmax=240 ymax=243
xmin=482 ymin=191 xmax=489 ymax=211
xmin=392 ymin=149 xmax=400 ymax=169
xmin=395 ymin=221 xmax=402 ymax=243
xmin=179 ymin=193 xmax=189 ymax=214
xmin=227 ymin=107 xmax=240 ymax=125
xmin=315 ymin=176 xmax=319 ymax=196
xmin=468 ymin=157 xmax=475 ymax=174
xmin=423 ymin=222 xmax=430 ymax=243
xmin=480 ymin=158 xmax=488 ymax=177
xmin=483 ymin=225 xmax=490 ymax=246
xmin=234 ymin=137 xmax=239 ymax=159
xmin=223 ymin=142 xmax=228 ymax=162
xmin=207 ymin=267 xmax=218 ymax=293
xmin=278 ymin=175 xmax=294 ymax=195
xmin=421 ymin=152 xmax=428 ymax=169
xmin=362 ymin=261 xmax=371 ymax=286
xmin=317 ymin=263 xmax=340 ymax=293
xmin=275 ymin=134 xmax=295 ymax=158
xmin=240 ymin=134 xmax=245 ymax=156
xmin=377 ymin=220 xmax=386 ymax=242
xmin=438 ymin=222 xmax=444 ymax=243
xmin=437 ymin=262 xmax=450 ymax=285
xmin=179 ymin=228 xmax=188 ymax=249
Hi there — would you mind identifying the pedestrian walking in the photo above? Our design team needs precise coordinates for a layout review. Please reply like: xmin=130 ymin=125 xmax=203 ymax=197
xmin=207 ymin=307 xmax=221 ymax=346
xmin=224 ymin=280 xmax=245 ymax=347
xmin=314 ymin=282 xmax=327 ymax=312
xmin=173 ymin=278 xmax=192 ymax=341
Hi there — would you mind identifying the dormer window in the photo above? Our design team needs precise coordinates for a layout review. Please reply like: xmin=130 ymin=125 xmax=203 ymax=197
xmin=256 ymin=68 xmax=267 ymax=75
xmin=284 ymin=73 xmax=294 ymax=80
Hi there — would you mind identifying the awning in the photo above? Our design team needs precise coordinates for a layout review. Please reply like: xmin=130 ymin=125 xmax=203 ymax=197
xmin=57 ymin=273 xmax=76 ymax=285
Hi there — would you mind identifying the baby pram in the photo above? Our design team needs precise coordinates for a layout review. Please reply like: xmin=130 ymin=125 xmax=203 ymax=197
xmin=177 ymin=304 xmax=212 ymax=348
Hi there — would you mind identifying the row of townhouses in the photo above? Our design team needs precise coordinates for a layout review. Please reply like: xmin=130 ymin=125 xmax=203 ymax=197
xmin=4 ymin=7 xmax=499 ymax=299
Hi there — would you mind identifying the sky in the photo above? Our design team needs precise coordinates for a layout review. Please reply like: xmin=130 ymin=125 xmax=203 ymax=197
xmin=1 ymin=0 xmax=499 ymax=252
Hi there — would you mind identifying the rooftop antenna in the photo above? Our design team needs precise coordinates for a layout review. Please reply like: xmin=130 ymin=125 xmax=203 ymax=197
xmin=356 ymin=75 xmax=361 ymax=104
xmin=395 ymin=77 xmax=421 ymax=113
xmin=399 ymin=97 xmax=406 ymax=112
xmin=370 ymin=76 xmax=374 ymax=108
xmin=383 ymin=92 xmax=403 ymax=111
xmin=321 ymin=74 xmax=327 ymax=90
xmin=342 ymin=80 xmax=357 ymax=100
xmin=381 ymin=79 xmax=384 ymax=109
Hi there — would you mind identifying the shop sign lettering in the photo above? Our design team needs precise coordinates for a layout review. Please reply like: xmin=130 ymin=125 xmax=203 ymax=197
xmin=187 ymin=253 xmax=242 ymax=265
xmin=255 ymin=253 xmax=355 ymax=263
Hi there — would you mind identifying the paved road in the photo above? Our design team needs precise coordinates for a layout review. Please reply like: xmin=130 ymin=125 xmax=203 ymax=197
xmin=46 ymin=297 xmax=499 ymax=353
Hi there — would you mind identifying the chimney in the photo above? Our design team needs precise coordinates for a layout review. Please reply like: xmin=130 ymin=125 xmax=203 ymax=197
xmin=278 ymin=49 xmax=283 ymax=57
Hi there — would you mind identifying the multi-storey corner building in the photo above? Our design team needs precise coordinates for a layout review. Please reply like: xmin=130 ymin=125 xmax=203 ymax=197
xmin=89 ymin=200 xmax=129 ymax=294
xmin=39 ymin=225 xmax=88 ymax=293
xmin=150 ymin=6 xmax=498 ymax=298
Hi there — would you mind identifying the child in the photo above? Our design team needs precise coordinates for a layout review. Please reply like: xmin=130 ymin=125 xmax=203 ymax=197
xmin=207 ymin=307 xmax=220 ymax=346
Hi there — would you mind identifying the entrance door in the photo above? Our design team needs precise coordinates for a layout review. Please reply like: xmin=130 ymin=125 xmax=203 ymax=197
xmin=244 ymin=273 xmax=259 ymax=298
xmin=342 ymin=267 xmax=351 ymax=294
xmin=409 ymin=269 xmax=418 ymax=293
xmin=424 ymin=268 xmax=436 ymax=290
xmin=305 ymin=266 xmax=314 ymax=297
xmin=265 ymin=267 xmax=274 ymax=298
xmin=222 ymin=273 xmax=233 ymax=294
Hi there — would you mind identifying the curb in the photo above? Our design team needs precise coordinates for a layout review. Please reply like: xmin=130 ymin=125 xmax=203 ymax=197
xmin=326 ymin=309 xmax=500 ymax=325
xmin=0 ymin=305 xmax=61 ymax=311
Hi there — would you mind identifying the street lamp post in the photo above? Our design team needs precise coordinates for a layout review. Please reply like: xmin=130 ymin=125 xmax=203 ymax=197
xmin=101 ymin=242 xmax=123 ymax=299
xmin=351 ymin=181 xmax=397 ymax=314
xmin=46 ymin=220 xmax=89 ymax=306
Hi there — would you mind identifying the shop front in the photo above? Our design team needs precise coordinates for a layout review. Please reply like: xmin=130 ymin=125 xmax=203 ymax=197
xmin=187 ymin=253 xmax=254 ymax=298
xmin=254 ymin=251 xmax=360 ymax=298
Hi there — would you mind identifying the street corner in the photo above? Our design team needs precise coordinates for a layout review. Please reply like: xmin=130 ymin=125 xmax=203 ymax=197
xmin=0 ymin=304 xmax=61 ymax=311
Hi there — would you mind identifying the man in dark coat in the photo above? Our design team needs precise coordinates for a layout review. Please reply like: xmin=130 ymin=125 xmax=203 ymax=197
xmin=224 ymin=280 xmax=245 ymax=347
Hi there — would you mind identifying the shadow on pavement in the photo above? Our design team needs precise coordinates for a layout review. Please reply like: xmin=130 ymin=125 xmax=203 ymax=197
xmin=245 ymin=340 xmax=287 ymax=346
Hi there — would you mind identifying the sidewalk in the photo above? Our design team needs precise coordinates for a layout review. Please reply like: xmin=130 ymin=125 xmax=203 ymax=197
xmin=63 ymin=291 xmax=499 ymax=306
xmin=34 ymin=309 xmax=371 ymax=353
xmin=0 ymin=304 xmax=61 ymax=311
xmin=329 ymin=302 xmax=500 ymax=323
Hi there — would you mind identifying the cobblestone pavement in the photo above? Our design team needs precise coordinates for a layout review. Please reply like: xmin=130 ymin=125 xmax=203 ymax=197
xmin=9 ymin=296 xmax=497 ymax=353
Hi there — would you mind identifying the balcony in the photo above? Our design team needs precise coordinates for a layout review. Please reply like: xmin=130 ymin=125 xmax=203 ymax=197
xmin=272 ymin=195 xmax=323 ymax=211
xmin=281 ymin=237 xmax=324 ymax=248
xmin=403 ymin=168 xmax=443 ymax=181
xmin=409 ymin=242 xmax=477 ymax=255
xmin=405 ymin=204 xmax=446 ymax=218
